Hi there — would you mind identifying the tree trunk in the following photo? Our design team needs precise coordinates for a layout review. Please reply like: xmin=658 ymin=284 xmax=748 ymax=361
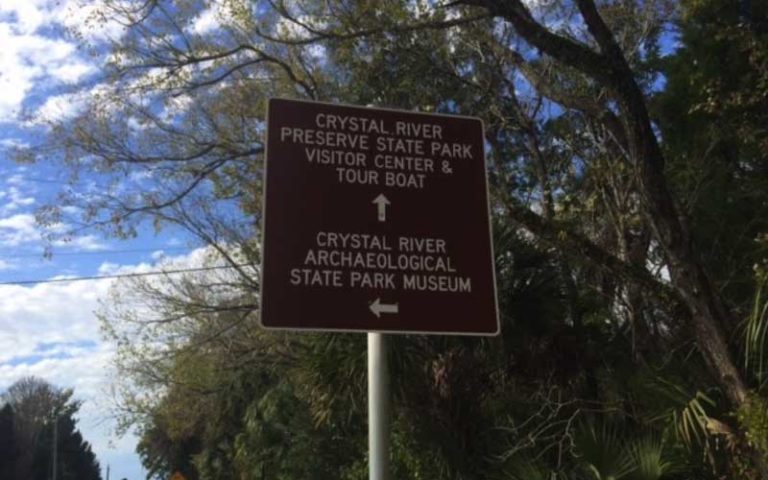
xmin=471 ymin=0 xmax=768 ymax=472
xmin=475 ymin=0 xmax=749 ymax=409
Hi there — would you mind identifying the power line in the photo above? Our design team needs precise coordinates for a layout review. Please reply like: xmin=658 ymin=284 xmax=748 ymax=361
xmin=0 ymin=264 xmax=253 ymax=287
xmin=0 ymin=246 xmax=194 ymax=259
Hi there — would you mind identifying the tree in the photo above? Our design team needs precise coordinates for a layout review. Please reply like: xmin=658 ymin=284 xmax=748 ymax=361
xmin=0 ymin=403 xmax=17 ymax=479
xmin=1 ymin=377 xmax=102 ymax=480
xmin=656 ymin=0 xmax=768 ymax=310
xmin=99 ymin=251 xmax=367 ymax=479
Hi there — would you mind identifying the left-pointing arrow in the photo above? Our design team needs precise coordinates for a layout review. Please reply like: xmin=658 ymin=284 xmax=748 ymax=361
xmin=372 ymin=194 xmax=390 ymax=222
xmin=369 ymin=298 xmax=399 ymax=318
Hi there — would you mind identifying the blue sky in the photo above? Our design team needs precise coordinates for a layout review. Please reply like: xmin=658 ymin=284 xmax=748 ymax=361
xmin=0 ymin=1 xmax=203 ymax=478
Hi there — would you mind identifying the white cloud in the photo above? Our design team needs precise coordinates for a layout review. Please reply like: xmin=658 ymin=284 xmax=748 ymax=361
xmin=160 ymin=92 xmax=194 ymax=120
xmin=6 ymin=173 xmax=25 ymax=186
xmin=0 ymin=0 xmax=47 ymax=35
xmin=0 ymin=248 xmax=215 ymax=367
xmin=0 ymin=213 xmax=39 ymax=246
xmin=0 ymin=211 xmax=110 ymax=251
xmin=0 ymin=167 xmax=112 ymax=249
xmin=0 ymin=0 xmax=121 ymax=122
xmin=32 ymin=92 xmax=86 ymax=123
xmin=49 ymin=61 xmax=96 ymax=83
xmin=0 ymin=21 xmax=91 ymax=121
xmin=190 ymin=5 xmax=222 ymax=35
xmin=0 ymin=185 xmax=36 ymax=213
xmin=0 ymin=278 xmax=109 ymax=363
xmin=53 ymin=234 xmax=108 ymax=251
xmin=0 ymin=138 xmax=28 ymax=149
xmin=0 ymin=173 xmax=37 ymax=214
xmin=0 ymin=0 xmax=125 ymax=40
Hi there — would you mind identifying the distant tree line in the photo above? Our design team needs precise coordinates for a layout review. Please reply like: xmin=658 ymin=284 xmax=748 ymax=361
xmin=0 ymin=377 xmax=101 ymax=480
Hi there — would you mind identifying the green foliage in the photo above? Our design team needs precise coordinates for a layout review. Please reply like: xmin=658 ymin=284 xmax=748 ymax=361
xmin=744 ymin=267 xmax=768 ymax=386
xmin=502 ymin=456 xmax=562 ymax=480
xmin=643 ymin=377 xmax=717 ymax=451
xmin=624 ymin=437 xmax=673 ymax=480
xmin=574 ymin=421 xmax=636 ymax=480
xmin=656 ymin=0 xmax=768 ymax=309
xmin=736 ymin=393 xmax=768 ymax=455
xmin=572 ymin=421 xmax=678 ymax=480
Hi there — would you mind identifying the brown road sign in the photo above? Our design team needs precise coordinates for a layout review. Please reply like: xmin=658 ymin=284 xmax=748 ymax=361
xmin=260 ymin=98 xmax=499 ymax=335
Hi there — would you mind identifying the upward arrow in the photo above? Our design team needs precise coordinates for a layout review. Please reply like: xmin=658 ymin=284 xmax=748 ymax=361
xmin=372 ymin=194 xmax=390 ymax=222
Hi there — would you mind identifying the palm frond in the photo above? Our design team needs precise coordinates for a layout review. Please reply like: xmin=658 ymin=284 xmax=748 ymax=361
xmin=573 ymin=420 xmax=635 ymax=480
xmin=624 ymin=436 xmax=672 ymax=480
xmin=744 ymin=269 xmax=768 ymax=386
xmin=502 ymin=456 xmax=564 ymax=480
xmin=644 ymin=376 xmax=716 ymax=450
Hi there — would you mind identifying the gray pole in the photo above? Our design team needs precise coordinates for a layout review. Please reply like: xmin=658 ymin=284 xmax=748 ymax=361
xmin=368 ymin=332 xmax=390 ymax=480
xmin=52 ymin=415 xmax=58 ymax=480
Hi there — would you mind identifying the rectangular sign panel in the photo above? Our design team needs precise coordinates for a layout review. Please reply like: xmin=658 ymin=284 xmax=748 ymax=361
xmin=260 ymin=98 xmax=499 ymax=335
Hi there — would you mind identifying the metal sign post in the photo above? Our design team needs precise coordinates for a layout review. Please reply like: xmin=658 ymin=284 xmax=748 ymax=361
xmin=368 ymin=332 xmax=390 ymax=480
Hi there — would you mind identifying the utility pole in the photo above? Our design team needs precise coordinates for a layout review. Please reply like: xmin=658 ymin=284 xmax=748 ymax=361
xmin=52 ymin=414 xmax=58 ymax=480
